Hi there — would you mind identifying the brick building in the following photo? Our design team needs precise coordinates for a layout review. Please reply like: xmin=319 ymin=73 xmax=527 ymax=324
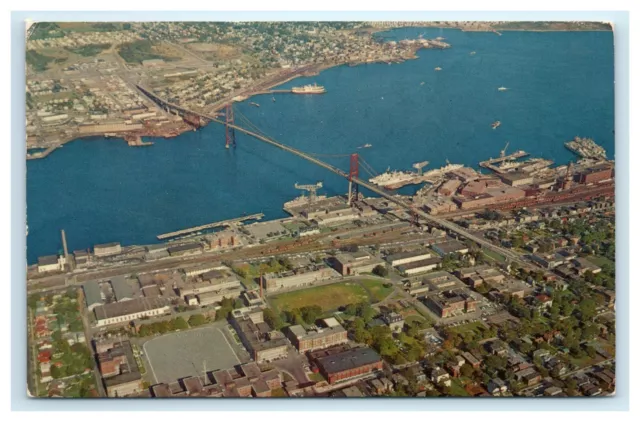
xmin=311 ymin=346 xmax=383 ymax=384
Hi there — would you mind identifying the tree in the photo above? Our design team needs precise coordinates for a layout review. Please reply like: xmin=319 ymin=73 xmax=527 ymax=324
xmin=188 ymin=314 xmax=207 ymax=327
xmin=372 ymin=265 xmax=388 ymax=277
xmin=300 ymin=305 xmax=322 ymax=325
xmin=460 ymin=363 xmax=474 ymax=378
xmin=28 ymin=294 xmax=41 ymax=310
xmin=263 ymin=308 xmax=284 ymax=330
xmin=357 ymin=302 xmax=375 ymax=322
xmin=173 ymin=317 xmax=189 ymax=330
xmin=344 ymin=303 xmax=358 ymax=316
xmin=578 ymin=298 xmax=598 ymax=320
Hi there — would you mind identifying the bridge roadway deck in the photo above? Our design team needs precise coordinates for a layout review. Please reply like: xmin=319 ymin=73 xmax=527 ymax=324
xmin=135 ymin=86 xmax=525 ymax=265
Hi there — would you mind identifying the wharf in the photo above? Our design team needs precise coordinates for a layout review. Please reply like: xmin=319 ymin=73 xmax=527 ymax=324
xmin=26 ymin=145 xmax=58 ymax=160
xmin=479 ymin=150 xmax=529 ymax=172
xmin=125 ymin=134 xmax=154 ymax=147
xmin=157 ymin=213 xmax=265 ymax=240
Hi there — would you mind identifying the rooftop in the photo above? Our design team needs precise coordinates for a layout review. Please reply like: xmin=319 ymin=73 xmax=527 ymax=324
xmin=94 ymin=297 xmax=168 ymax=321
xmin=316 ymin=347 xmax=381 ymax=375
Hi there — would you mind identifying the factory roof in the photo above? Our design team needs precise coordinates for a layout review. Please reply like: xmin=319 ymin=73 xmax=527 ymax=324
xmin=432 ymin=239 xmax=469 ymax=254
xmin=83 ymin=280 xmax=102 ymax=306
xmin=94 ymin=297 xmax=168 ymax=321
xmin=316 ymin=347 xmax=381 ymax=375
xmin=38 ymin=255 xmax=59 ymax=266
xmin=397 ymin=257 xmax=442 ymax=272
xmin=387 ymin=250 xmax=432 ymax=262
xmin=110 ymin=276 xmax=134 ymax=301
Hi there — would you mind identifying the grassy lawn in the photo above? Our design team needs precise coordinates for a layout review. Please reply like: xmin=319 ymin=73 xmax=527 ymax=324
xmin=359 ymin=279 xmax=394 ymax=302
xmin=308 ymin=372 xmax=325 ymax=383
xmin=448 ymin=321 xmax=486 ymax=336
xmin=404 ymin=314 xmax=426 ymax=325
xmin=269 ymin=282 xmax=369 ymax=313
xmin=483 ymin=249 xmax=507 ymax=263
xmin=587 ymin=255 xmax=614 ymax=268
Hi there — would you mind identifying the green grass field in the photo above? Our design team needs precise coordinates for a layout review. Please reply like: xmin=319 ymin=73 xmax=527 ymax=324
xmin=483 ymin=249 xmax=507 ymax=263
xmin=448 ymin=321 xmax=487 ymax=336
xmin=359 ymin=279 xmax=394 ymax=302
xmin=404 ymin=314 xmax=427 ymax=325
xmin=587 ymin=255 xmax=614 ymax=268
xmin=269 ymin=282 xmax=369 ymax=313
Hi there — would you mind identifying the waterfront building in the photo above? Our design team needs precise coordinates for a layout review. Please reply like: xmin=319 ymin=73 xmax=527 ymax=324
xmin=37 ymin=255 xmax=61 ymax=273
xmin=93 ymin=242 xmax=122 ymax=257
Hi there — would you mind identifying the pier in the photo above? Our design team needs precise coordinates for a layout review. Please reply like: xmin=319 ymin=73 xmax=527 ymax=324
xmin=479 ymin=150 xmax=529 ymax=172
xmin=26 ymin=145 xmax=58 ymax=160
xmin=157 ymin=213 xmax=265 ymax=240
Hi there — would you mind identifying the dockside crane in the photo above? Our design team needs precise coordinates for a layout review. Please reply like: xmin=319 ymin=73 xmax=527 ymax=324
xmin=412 ymin=161 xmax=430 ymax=175
xmin=294 ymin=181 xmax=323 ymax=203
xmin=500 ymin=141 xmax=510 ymax=158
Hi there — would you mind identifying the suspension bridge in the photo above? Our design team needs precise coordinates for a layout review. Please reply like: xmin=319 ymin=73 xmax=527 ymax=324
xmin=135 ymin=85 xmax=526 ymax=265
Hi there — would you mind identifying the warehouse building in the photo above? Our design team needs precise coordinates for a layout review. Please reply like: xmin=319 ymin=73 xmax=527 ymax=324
xmin=311 ymin=346 xmax=383 ymax=384
xmin=37 ymin=255 xmax=61 ymax=273
xmin=110 ymin=276 xmax=134 ymax=302
xmin=386 ymin=250 xmax=433 ymax=267
xmin=93 ymin=242 xmax=122 ymax=257
xmin=332 ymin=251 xmax=385 ymax=276
xmin=83 ymin=280 xmax=103 ymax=312
xmin=397 ymin=257 xmax=442 ymax=275
xmin=94 ymin=297 xmax=170 ymax=327
xmin=432 ymin=240 xmax=469 ymax=256
xmin=167 ymin=243 xmax=203 ymax=257
xmin=263 ymin=265 xmax=338 ymax=292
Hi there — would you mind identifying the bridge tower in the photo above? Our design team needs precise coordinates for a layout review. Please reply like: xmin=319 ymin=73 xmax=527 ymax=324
xmin=225 ymin=104 xmax=236 ymax=149
xmin=348 ymin=153 xmax=359 ymax=205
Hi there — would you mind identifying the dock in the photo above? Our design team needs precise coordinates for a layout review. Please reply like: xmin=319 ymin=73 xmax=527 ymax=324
xmin=26 ymin=145 xmax=58 ymax=160
xmin=479 ymin=150 xmax=529 ymax=172
xmin=157 ymin=213 xmax=265 ymax=240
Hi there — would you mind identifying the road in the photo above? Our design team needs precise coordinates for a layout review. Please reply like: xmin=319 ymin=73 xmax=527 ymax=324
xmin=76 ymin=289 xmax=107 ymax=397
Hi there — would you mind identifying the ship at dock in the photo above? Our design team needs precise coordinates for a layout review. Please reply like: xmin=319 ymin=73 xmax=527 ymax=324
xmin=565 ymin=136 xmax=606 ymax=160
xmin=291 ymin=83 xmax=326 ymax=94
xmin=369 ymin=163 xmax=464 ymax=190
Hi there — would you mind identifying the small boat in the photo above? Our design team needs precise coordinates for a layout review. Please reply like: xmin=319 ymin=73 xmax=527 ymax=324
xmin=492 ymin=121 xmax=501 ymax=129
xmin=420 ymin=81 xmax=425 ymax=85
xmin=381 ymin=97 xmax=384 ymax=100
xmin=363 ymin=143 xmax=372 ymax=148
xmin=434 ymin=67 xmax=442 ymax=71
xmin=249 ymin=102 xmax=260 ymax=107
xmin=498 ymin=87 xmax=508 ymax=91
xmin=470 ymin=51 xmax=476 ymax=55
xmin=272 ymin=97 xmax=276 ymax=102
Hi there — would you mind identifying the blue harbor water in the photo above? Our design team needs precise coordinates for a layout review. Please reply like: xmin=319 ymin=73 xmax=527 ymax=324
xmin=26 ymin=28 xmax=614 ymax=263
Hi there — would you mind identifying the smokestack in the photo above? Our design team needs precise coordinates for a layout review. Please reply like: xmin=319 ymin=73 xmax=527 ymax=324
xmin=61 ymin=229 xmax=69 ymax=258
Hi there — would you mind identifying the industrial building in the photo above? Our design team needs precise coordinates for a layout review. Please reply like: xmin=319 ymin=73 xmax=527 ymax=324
xmin=167 ymin=243 xmax=203 ymax=257
xmin=332 ymin=251 xmax=385 ymax=276
xmin=263 ymin=265 xmax=338 ymax=292
xmin=73 ymin=250 xmax=91 ymax=268
xmin=83 ymin=280 xmax=103 ymax=312
xmin=577 ymin=163 xmax=613 ymax=184
xmin=110 ymin=276 xmax=134 ymax=302
xmin=286 ymin=317 xmax=348 ymax=353
xmin=311 ymin=346 xmax=383 ymax=384
xmin=230 ymin=308 xmax=288 ymax=363
xmin=424 ymin=291 xmax=477 ymax=318
xmin=93 ymin=242 xmax=122 ymax=257
xmin=177 ymin=267 xmax=242 ymax=298
xmin=386 ymin=250 xmax=433 ymax=267
xmin=396 ymin=257 xmax=442 ymax=275
xmin=93 ymin=297 xmax=170 ymax=327
xmin=37 ymin=255 xmax=61 ymax=273
xmin=432 ymin=240 xmax=470 ymax=256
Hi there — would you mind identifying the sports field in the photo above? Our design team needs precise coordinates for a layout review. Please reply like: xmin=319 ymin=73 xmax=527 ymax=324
xmin=143 ymin=326 xmax=241 ymax=384
xmin=269 ymin=282 xmax=369 ymax=313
